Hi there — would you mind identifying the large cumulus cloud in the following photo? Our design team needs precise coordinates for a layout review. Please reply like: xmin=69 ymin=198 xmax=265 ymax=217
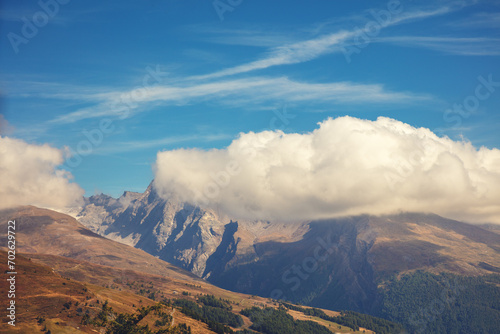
xmin=154 ymin=116 xmax=500 ymax=224
xmin=0 ymin=136 xmax=84 ymax=210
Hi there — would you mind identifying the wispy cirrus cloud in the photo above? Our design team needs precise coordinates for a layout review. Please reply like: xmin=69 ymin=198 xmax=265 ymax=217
xmin=191 ymin=6 xmax=455 ymax=80
xmin=376 ymin=36 xmax=500 ymax=55
xmin=37 ymin=6 xmax=455 ymax=125
xmin=187 ymin=26 xmax=301 ymax=48
xmin=94 ymin=133 xmax=232 ymax=154
xmin=48 ymin=76 xmax=431 ymax=124
xmin=7 ymin=2 xmax=466 ymax=129
xmin=2 ymin=79 xmax=111 ymax=102
xmin=0 ymin=8 xmax=70 ymax=25
xmin=448 ymin=12 xmax=500 ymax=29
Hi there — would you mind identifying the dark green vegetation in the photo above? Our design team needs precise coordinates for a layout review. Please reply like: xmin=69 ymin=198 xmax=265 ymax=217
xmin=379 ymin=271 xmax=500 ymax=333
xmin=81 ymin=301 xmax=192 ymax=334
xmin=173 ymin=297 xmax=243 ymax=333
xmin=281 ymin=302 xmax=405 ymax=334
xmin=240 ymin=306 xmax=333 ymax=334
xmin=198 ymin=294 xmax=233 ymax=310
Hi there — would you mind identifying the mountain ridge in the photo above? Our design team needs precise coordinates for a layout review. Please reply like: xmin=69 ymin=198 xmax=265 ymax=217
xmin=74 ymin=182 xmax=500 ymax=315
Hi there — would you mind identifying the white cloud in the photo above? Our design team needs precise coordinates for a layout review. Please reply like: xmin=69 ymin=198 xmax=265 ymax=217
xmin=189 ymin=26 xmax=301 ymax=47
xmin=377 ymin=36 xmax=500 ymax=56
xmin=153 ymin=116 xmax=500 ymax=224
xmin=94 ymin=134 xmax=232 ymax=154
xmin=40 ymin=5 xmax=452 ymax=125
xmin=49 ymin=77 xmax=429 ymax=124
xmin=11 ymin=5 xmax=455 ymax=128
xmin=192 ymin=6 xmax=454 ymax=80
xmin=0 ymin=115 xmax=14 ymax=135
xmin=0 ymin=137 xmax=84 ymax=210
xmin=448 ymin=12 xmax=500 ymax=29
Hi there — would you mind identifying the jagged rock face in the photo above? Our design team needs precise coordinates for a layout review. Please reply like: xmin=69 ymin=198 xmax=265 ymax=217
xmin=77 ymin=182 xmax=310 ymax=279
xmin=76 ymin=184 xmax=500 ymax=313
xmin=77 ymin=183 xmax=228 ymax=277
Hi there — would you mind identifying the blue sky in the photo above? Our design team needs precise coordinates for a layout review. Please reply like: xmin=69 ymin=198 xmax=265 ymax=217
xmin=1 ymin=0 xmax=499 ymax=197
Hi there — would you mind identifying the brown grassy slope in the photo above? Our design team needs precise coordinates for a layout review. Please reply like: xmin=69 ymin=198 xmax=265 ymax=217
xmin=28 ymin=252 xmax=275 ymax=313
xmin=0 ymin=250 xmax=218 ymax=334
xmin=366 ymin=213 xmax=500 ymax=279
xmin=0 ymin=250 xmax=92 ymax=333
xmin=0 ymin=206 xmax=201 ymax=282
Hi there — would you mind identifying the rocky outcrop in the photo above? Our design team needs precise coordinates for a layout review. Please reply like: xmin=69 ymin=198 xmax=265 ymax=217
xmin=77 ymin=182 xmax=228 ymax=277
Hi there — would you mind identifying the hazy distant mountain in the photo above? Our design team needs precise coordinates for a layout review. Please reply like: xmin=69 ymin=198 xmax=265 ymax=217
xmin=75 ymin=182 xmax=500 ymax=316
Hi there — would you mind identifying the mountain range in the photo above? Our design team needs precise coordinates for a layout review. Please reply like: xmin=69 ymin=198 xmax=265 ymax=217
xmin=73 ymin=182 xmax=500 ymax=332
xmin=2 ymin=182 xmax=500 ymax=332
